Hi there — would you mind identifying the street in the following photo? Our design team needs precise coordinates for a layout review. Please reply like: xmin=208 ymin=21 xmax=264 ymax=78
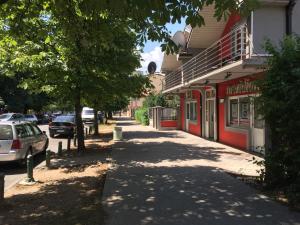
xmin=1 ymin=124 xmax=68 ymax=191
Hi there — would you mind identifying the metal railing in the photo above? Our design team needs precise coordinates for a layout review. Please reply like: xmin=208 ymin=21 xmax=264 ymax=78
xmin=164 ymin=25 xmax=251 ymax=91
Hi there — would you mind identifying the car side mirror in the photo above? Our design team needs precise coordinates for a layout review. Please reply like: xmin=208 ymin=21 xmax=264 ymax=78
xmin=42 ymin=131 xmax=47 ymax=135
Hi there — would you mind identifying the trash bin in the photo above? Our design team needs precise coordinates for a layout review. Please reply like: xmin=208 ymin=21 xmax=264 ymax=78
xmin=113 ymin=126 xmax=123 ymax=141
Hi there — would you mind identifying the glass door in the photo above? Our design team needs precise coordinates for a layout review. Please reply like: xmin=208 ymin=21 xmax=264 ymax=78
xmin=208 ymin=100 xmax=215 ymax=138
xmin=251 ymin=100 xmax=265 ymax=154
xmin=185 ymin=102 xmax=190 ymax=131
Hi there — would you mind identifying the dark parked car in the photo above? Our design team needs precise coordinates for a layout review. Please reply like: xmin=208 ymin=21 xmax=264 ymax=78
xmin=36 ymin=114 xmax=50 ymax=124
xmin=49 ymin=115 xmax=76 ymax=138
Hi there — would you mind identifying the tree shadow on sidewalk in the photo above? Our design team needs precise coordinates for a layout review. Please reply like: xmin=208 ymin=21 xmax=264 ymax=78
xmin=103 ymin=165 xmax=300 ymax=225
xmin=1 ymin=175 xmax=108 ymax=225
xmin=114 ymin=140 xmax=225 ymax=165
xmin=122 ymin=130 xmax=181 ymax=140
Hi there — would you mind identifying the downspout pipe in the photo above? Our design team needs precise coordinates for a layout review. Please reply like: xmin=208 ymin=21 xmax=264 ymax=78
xmin=286 ymin=0 xmax=296 ymax=35
xmin=215 ymin=85 xmax=219 ymax=142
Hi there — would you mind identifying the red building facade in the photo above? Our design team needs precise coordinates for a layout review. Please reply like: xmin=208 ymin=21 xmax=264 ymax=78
xmin=161 ymin=2 xmax=298 ymax=153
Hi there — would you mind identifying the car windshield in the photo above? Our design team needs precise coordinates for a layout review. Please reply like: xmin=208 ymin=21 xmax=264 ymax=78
xmin=53 ymin=116 xmax=74 ymax=123
xmin=25 ymin=115 xmax=34 ymax=118
xmin=0 ymin=114 xmax=11 ymax=119
xmin=83 ymin=110 xmax=94 ymax=115
xmin=0 ymin=125 xmax=13 ymax=140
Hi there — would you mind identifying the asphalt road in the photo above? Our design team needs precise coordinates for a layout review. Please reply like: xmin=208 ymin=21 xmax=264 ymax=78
xmin=1 ymin=124 xmax=68 ymax=191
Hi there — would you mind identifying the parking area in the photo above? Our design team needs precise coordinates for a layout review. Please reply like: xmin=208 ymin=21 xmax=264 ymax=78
xmin=1 ymin=125 xmax=68 ymax=191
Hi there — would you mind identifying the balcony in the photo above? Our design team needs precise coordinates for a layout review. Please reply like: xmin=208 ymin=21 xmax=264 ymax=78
xmin=163 ymin=25 xmax=253 ymax=93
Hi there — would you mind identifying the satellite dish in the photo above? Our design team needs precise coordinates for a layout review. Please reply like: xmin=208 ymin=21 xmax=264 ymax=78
xmin=147 ymin=61 xmax=157 ymax=74
xmin=171 ymin=31 xmax=186 ymax=49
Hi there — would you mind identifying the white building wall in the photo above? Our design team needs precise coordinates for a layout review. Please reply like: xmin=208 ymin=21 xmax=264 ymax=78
xmin=292 ymin=1 xmax=300 ymax=35
xmin=252 ymin=5 xmax=286 ymax=54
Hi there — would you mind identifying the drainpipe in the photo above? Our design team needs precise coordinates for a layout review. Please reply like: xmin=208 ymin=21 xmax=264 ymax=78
xmin=286 ymin=0 xmax=296 ymax=35
xmin=215 ymin=85 xmax=219 ymax=142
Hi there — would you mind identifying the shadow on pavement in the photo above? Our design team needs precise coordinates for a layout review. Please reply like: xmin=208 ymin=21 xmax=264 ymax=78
xmin=114 ymin=141 xmax=224 ymax=164
xmin=1 ymin=176 xmax=108 ymax=225
xmin=0 ymin=152 xmax=46 ymax=176
xmin=102 ymin=119 xmax=300 ymax=225
xmin=104 ymin=165 xmax=300 ymax=225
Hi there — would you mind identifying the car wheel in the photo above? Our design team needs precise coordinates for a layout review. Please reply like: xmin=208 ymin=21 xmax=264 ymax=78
xmin=50 ymin=132 xmax=54 ymax=138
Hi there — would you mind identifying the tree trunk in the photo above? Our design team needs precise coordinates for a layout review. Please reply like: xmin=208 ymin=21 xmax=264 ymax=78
xmin=105 ymin=112 xmax=108 ymax=124
xmin=74 ymin=91 xmax=85 ymax=152
xmin=108 ymin=111 xmax=113 ymax=119
xmin=93 ymin=108 xmax=99 ymax=135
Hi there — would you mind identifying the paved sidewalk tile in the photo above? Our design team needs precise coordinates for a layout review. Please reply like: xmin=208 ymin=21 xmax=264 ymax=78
xmin=103 ymin=118 xmax=300 ymax=225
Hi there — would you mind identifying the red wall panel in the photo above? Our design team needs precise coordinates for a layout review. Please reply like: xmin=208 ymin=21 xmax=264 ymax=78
xmin=180 ymin=93 xmax=185 ymax=130
xmin=188 ymin=90 xmax=202 ymax=136
xmin=161 ymin=120 xmax=177 ymax=128
xmin=220 ymin=13 xmax=241 ymax=60
xmin=221 ymin=13 xmax=241 ymax=37
xmin=218 ymin=103 xmax=248 ymax=149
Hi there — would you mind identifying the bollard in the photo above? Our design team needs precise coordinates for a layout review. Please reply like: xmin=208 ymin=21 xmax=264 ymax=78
xmin=46 ymin=150 xmax=51 ymax=168
xmin=113 ymin=126 xmax=123 ymax=141
xmin=25 ymin=155 xmax=34 ymax=183
xmin=73 ymin=134 xmax=77 ymax=146
xmin=58 ymin=141 xmax=62 ymax=156
xmin=0 ymin=173 xmax=4 ymax=203
xmin=67 ymin=137 xmax=71 ymax=151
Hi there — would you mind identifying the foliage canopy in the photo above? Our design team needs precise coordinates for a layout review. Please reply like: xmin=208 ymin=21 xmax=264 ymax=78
xmin=256 ymin=36 xmax=300 ymax=205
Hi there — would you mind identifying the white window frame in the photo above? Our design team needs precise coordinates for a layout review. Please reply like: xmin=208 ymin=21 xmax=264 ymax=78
xmin=227 ymin=95 xmax=251 ymax=128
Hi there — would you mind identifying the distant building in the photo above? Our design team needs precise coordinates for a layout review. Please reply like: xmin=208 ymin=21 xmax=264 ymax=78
xmin=127 ymin=73 xmax=164 ymax=117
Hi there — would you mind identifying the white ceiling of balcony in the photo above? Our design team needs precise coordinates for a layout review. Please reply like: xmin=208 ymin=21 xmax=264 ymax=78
xmin=161 ymin=53 xmax=182 ymax=72
xmin=188 ymin=4 xmax=228 ymax=49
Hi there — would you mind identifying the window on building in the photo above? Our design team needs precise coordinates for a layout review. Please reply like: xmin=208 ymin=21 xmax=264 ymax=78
xmin=229 ymin=99 xmax=238 ymax=125
xmin=228 ymin=97 xmax=250 ymax=128
xmin=190 ymin=102 xmax=197 ymax=121
xmin=239 ymin=97 xmax=250 ymax=126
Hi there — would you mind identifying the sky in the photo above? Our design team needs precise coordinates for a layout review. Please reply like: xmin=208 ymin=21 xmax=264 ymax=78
xmin=139 ymin=22 xmax=185 ymax=74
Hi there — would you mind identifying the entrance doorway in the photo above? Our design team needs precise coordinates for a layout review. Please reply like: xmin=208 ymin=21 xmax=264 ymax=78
xmin=251 ymin=101 xmax=265 ymax=153
xmin=185 ymin=102 xmax=190 ymax=131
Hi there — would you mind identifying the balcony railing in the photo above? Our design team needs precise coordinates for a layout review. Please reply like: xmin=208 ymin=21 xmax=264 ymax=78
xmin=164 ymin=25 xmax=251 ymax=91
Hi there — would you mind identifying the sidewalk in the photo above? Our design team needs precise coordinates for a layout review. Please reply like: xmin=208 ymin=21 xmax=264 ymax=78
xmin=102 ymin=118 xmax=300 ymax=225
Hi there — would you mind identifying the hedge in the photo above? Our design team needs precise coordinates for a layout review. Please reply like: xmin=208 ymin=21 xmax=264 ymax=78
xmin=134 ymin=107 xmax=149 ymax=126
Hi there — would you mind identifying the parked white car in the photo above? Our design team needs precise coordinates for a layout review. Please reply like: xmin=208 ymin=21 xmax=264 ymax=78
xmin=0 ymin=113 xmax=25 ymax=122
xmin=24 ymin=114 xmax=38 ymax=124
xmin=0 ymin=121 xmax=48 ymax=164
xmin=82 ymin=107 xmax=94 ymax=123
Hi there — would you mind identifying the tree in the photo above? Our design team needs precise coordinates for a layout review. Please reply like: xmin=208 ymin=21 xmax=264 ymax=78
xmin=143 ymin=92 xmax=167 ymax=108
xmin=0 ymin=0 xmax=258 ymax=152
xmin=0 ymin=0 xmax=258 ymax=52
xmin=85 ymin=72 xmax=152 ymax=134
xmin=256 ymin=36 xmax=300 ymax=205
xmin=0 ymin=2 xmax=142 ymax=152
xmin=0 ymin=71 xmax=50 ymax=113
